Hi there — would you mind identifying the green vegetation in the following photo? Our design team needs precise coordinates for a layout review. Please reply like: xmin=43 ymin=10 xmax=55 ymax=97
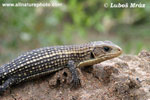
xmin=0 ymin=0 xmax=150 ymax=64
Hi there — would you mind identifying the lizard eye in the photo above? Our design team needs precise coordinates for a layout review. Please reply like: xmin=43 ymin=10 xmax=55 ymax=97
xmin=103 ymin=46 xmax=111 ymax=52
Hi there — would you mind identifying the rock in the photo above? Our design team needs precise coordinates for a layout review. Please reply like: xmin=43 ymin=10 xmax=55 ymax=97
xmin=1 ymin=50 xmax=150 ymax=100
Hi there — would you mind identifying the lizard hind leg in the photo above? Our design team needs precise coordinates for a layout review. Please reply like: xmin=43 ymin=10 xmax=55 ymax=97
xmin=0 ymin=78 xmax=16 ymax=95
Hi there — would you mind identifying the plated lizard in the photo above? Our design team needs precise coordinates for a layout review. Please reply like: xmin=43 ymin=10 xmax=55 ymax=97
xmin=0 ymin=41 xmax=122 ymax=94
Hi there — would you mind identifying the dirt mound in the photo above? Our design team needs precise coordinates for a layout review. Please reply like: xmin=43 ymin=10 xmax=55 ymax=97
xmin=1 ymin=50 xmax=150 ymax=100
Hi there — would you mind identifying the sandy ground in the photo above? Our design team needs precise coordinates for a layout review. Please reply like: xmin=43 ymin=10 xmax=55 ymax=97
xmin=1 ymin=50 xmax=150 ymax=100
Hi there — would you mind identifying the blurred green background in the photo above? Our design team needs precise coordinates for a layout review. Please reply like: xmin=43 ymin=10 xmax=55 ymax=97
xmin=0 ymin=0 xmax=150 ymax=65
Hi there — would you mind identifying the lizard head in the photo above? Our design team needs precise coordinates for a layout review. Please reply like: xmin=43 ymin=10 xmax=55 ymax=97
xmin=78 ymin=41 xmax=122 ymax=67
xmin=90 ymin=41 xmax=122 ymax=60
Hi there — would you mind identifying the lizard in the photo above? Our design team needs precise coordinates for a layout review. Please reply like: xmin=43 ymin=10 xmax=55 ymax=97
xmin=0 ymin=41 xmax=122 ymax=94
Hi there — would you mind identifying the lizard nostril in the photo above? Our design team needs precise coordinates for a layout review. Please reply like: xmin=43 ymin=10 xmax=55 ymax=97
xmin=118 ymin=48 xmax=122 ymax=54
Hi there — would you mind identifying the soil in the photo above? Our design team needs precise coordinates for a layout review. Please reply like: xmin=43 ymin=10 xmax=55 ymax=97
xmin=1 ymin=50 xmax=150 ymax=100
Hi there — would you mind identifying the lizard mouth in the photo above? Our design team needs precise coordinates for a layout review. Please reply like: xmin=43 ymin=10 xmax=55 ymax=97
xmin=78 ymin=50 xmax=122 ymax=68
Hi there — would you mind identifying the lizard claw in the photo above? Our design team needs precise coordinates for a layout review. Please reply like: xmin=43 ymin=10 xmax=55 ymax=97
xmin=0 ymin=86 xmax=5 ymax=96
xmin=71 ymin=77 xmax=81 ymax=88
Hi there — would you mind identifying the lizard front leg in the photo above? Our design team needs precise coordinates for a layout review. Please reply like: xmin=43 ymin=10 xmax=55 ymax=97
xmin=67 ymin=60 xmax=81 ymax=88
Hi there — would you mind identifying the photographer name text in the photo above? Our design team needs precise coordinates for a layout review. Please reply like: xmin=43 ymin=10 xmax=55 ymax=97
xmin=110 ymin=3 xmax=145 ymax=8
